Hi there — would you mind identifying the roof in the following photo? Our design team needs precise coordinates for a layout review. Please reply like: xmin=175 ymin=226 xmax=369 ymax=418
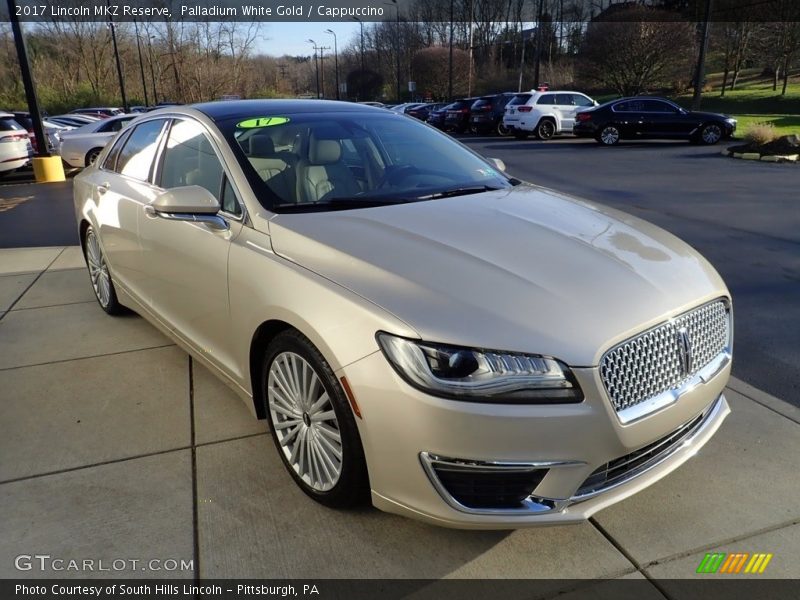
xmin=191 ymin=99 xmax=381 ymax=122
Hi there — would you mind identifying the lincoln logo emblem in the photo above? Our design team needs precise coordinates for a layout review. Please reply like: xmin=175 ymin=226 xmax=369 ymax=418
xmin=677 ymin=328 xmax=693 ymax=375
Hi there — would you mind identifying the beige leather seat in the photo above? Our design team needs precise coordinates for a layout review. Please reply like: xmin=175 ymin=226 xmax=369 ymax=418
xmin=247 ymin=134 xmax=296 ymax=203
xmin=295 ymin=136 xmax=361 ymax=203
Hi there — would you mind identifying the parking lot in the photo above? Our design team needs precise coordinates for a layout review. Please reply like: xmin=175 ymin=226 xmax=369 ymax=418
xmin=1 ymin=137 xmax=799 ymax=589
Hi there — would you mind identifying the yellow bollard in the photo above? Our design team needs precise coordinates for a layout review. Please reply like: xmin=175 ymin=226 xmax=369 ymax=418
xmin=32 ymin=156 xmax=66 ymax=183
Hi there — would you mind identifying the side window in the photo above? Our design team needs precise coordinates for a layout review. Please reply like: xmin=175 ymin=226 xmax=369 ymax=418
xmin=160 ymin=119 xmax=224 ymax=204
xmin=574 ymin=95 xmax=594 ymax=107
xmin=556 ymin=94 xmax=574 ymax=106
xmin=645 ymin=100 xmax=676 ymax=113
xmin=101 ymin=129 xmax=131 ymax=172
xmin=613 ymin=101 xmax=629 ymax=112
xmin=116 ymin=120 xmax=166 ymax=181
xmin=537 ymin=94 xmax=557 ymax=105
xmin=221 ymin=177 xmax=242 ymax=217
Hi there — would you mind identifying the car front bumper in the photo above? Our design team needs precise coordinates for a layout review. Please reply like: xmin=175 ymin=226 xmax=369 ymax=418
xmin=339 ymin=350 xmax=730 ymax=528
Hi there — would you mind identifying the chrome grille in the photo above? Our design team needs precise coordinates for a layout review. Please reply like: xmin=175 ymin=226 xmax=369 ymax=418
xmin=601 ymin=300 xmax=730 ymax=414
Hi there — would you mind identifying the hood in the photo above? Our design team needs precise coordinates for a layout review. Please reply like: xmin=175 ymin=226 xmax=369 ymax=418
xmin=268 ymin=186 xmax=727 ymax=366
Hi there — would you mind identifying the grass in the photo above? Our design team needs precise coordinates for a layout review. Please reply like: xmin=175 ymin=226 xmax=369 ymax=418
xmin=676 ymin=70 xmax=800 ymax=138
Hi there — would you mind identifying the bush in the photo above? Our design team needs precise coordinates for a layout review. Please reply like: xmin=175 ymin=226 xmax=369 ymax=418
xmin=744 ymin=122 xmax=777 ymax=146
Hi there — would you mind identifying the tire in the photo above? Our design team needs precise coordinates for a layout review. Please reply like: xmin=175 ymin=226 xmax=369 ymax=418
xmin=262 ymin=330 xmax=370 ymax=508
xmin=597 ymin=124 xmax=621 ymax=146
xmin=497 ymin=121 xmax=511 ymax=136
xmin=513 ymin=130 xmax=530 ymax=140
xmin=83 ymin=225 xmax=125 ymax=315
xmin=85 ymin=148 xmax=102 ymax=167
xmin=536 ymin=119 xmax=556 ymax=140
xmin=698 ymin=122 xmax=723 ymax=145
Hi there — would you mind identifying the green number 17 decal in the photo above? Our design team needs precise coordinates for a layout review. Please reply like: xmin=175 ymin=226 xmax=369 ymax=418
xmin=236 ymin=117 xmax=291 ymax=128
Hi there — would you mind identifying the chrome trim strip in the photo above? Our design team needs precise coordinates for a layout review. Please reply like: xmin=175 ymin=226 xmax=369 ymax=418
xmin=571 ymin=394 xmax=727 ymax=502
xmin=419 ymin=453 xmax=583 ymax=516
xmin=615 ymin=350 xmax=730 ymax=424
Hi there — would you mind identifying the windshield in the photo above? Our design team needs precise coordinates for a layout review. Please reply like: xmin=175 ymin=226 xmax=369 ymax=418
xmin=220 ymin=111 xmax=515 ymax=212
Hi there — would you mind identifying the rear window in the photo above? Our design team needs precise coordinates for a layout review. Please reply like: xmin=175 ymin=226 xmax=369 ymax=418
xmin=471 ymin=98 xmax=493 ymax=109
xmin=507 ymin=94 xmax=532 ymax=106
xmin=449 ymin=101 xmax=471 ymax=110
xmin=0 ymin=118 xmax=25 ymax=132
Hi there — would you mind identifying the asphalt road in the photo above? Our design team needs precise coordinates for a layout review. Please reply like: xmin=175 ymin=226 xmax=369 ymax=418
xmin=458 ymin=134 xmax=799 ymax=404
xmin=0 ymin=139 xmax=797 ymax=403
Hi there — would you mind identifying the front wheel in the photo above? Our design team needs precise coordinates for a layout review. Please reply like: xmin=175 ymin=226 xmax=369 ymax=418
xmin=83 ymin=226 xmax=125 ymax=315
xmin=698 ymin=123 xmax=723 ymax=145
xmin=497 ymin=122 xmax=511 ymax=136
xmin=597 ymin=125 xmax=621 ymax=146
xmin=262 ymin=330 xmax=370 ymax=508
xmin=85 ymin=148 xmax=102 ymax=167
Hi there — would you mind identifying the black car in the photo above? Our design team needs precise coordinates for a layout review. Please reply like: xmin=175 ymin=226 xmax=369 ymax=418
xmin=443 ymin=98 xmax=479 ymax=133
xmin=469 ymin=93 xmax=516 ymax=136
xmin=573 ymin=97 xmax=737 ymax=145
xmin=426 ymin=102 xmax=456 ymax=129
xmin=406 ymin=102 xmax=448 ymax=122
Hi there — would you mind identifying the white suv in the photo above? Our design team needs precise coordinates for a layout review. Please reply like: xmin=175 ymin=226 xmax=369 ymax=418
xmin=0 ymin=113 xmax=33 ymax=176
xmin=504 ymin=91 xmax=597 ymax=140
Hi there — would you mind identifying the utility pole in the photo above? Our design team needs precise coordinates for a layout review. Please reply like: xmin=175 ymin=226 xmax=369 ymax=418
xmin=533 ymin=0 xmax=545 ymax=89
xmin=467 ymin=0 xmax=474 ymax=97
xmin=133 ymin=19 xmax=149 ymax=107
xmin=7 ymin=0 xmax=49 ymax=158
xmin=518 ymin=31 xmax=527 ymax=93
xmin=692 ymin=0 xmax=713 ymax=110
xmin=147 ymin=35 xmax=159 ymax=104
xmin=389 ymin=0 xmax=400 ymax=102
xmin=107 ymin=0 xmax=128 ymax=111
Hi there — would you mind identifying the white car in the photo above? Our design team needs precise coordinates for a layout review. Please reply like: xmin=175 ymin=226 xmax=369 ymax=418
xmin=60 ymin=114 xmax=138 ymax=168
xmin=0 ymin=112 xmax=33 ymax=175
xmin=504 ymin=91 xmax=597 ymax=140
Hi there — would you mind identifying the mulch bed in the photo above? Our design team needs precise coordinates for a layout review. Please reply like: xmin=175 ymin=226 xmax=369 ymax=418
xmin=728 ymin=134 xmax=800 ymax=157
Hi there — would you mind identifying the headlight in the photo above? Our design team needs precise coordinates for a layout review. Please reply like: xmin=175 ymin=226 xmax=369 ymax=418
xmin=376 ymin=332 xmax=583 ymax=404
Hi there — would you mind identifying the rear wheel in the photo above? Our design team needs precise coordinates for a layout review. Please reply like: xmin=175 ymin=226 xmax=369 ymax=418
xmin=497 ymin=121 xmax=511 ymax=136
xmin=83 ymin=226 xmax=125 ymax=315
xmin=698 ymin=123 xmax=723 ymax=145
xmin=262 ymin=330 xmax=370 ymax=508
xmin=597 ymin=125 xmax=621 ymax=146
xmin=536 ymin=119 xmax=556 ymax=140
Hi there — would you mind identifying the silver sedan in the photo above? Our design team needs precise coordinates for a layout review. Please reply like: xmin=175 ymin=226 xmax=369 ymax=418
xmin=73 ymin=100 xmax=732 ymax=528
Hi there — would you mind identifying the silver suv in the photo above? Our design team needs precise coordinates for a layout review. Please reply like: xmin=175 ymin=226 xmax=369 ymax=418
xmin=503 ymin=90 xmax=597 ymax=140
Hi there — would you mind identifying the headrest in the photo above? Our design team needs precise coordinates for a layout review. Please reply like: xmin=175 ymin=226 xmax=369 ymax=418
xmin=249 ymin=134 xmax=275 ymax=156
xmin=309 ymin=138 xmax=341 ymax=165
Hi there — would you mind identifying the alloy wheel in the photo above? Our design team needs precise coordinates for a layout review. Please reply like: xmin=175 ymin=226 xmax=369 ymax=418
xmin=497 ymin=122 xmax=510 ymax=136
xmin=267 ymin=351 xmax=343 ymax=492
xmin=86 ymin=149 xmax=101 ymax=166
xmin=701 ymin=124 xmax=722 ymax=145
xmin=600 ymin=126 xmax=620 ymax=145
xmin=85 ymin=230 xmax=111 ymax=308
xmin=538 ymin=120 xmax=555 ymax=140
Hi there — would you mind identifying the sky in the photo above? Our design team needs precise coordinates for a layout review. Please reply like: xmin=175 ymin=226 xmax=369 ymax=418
xmin=254 ymin=22 xmax=363 ymax=58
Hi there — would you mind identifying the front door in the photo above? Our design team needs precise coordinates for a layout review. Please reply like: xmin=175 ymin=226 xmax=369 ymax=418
xmin=137 ymin=118 xmax=245 ymax=377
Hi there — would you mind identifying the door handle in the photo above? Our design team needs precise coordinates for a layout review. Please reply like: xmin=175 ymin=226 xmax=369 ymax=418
xmin=97 ymin=182 xmax=110 ymax=195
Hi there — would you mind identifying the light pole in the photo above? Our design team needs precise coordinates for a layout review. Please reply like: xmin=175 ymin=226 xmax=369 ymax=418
xmin=352 ymin=17 xmax=365 ymax=100
xmin=518 ymin=30 xmax=528 ymax=93
xmin=147 ymin=35 xmax=159 ymax=104
xmin=692 ymin=0 xmax=713 ymax=110
xmin=533 ymin=0 xmax=545 ymax=90
xmin=325 ymin=29 xmax=340 ymax=100
xmin=448 ymin=0 xmax=454 ymax=100
xmin=133 ymin=19 xmax=149 ymax=107
xmin=385 ymin=0 xmax=401 ymax=102
xmin=307 ymin=39 xmax=320 ymax=98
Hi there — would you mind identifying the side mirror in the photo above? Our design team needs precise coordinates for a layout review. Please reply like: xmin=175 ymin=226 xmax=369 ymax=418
xmin=152 ymin=185 xmax=220 ymax=214
xmin=488 ymin=158 xmax=506 ymax=172
xmin=149 ymin=186 xmax=228 ymax=231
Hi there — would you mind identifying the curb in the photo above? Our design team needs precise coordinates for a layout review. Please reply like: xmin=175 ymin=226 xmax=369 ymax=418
xmin=724 ymin=150 xmax=799 ymax=163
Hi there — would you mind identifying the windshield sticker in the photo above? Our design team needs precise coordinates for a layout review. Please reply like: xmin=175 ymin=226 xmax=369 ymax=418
xmin=476 ymin=167 xmax=499 ymax=178
xmin=236 ymin=117 xmax=290 ymax=129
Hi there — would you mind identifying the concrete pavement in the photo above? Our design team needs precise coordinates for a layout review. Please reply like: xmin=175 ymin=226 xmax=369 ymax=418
xmin=1 ymin=247 xmax=798 ymax=591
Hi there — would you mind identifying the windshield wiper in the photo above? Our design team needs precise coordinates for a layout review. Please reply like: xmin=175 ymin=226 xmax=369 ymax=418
xmin=272 ymin=197 xmax=415 ymax=212
xmin=414 ymin=185 xmax=504 ymax=200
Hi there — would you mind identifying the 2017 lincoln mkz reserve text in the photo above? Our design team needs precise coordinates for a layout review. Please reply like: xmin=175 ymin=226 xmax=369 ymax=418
xmin=74 ymin=100 xmax=732 ymax=528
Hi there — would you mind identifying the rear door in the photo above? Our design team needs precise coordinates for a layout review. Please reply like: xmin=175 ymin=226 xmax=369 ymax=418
xmin=91 ymin=118 xmax=170 ymax=302
xmin=555 ymin=94 xmax=578 ymax=131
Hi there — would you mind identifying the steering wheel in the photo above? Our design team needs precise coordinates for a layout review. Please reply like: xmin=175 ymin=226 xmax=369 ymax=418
xmin=374 ymin=165 xmax=422 ymax=191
